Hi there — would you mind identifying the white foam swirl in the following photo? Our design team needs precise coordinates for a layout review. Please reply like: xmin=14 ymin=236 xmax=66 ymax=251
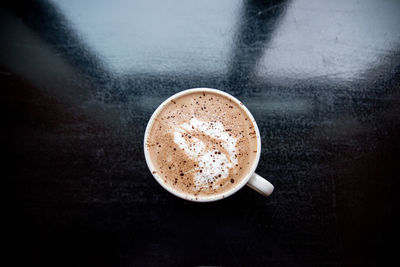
xmin=173 ymin=118 xmax=237 ymax=189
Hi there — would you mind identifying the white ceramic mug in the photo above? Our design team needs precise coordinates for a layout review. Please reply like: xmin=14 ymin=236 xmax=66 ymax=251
xmin=144 ymin=88 xmax=274 ymax=202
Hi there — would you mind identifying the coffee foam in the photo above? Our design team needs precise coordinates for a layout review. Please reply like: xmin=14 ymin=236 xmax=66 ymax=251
xmin=173 ymin=118 xmax=238 ymax=189
xmin=146 ymin=91 xmax=258 ymax=197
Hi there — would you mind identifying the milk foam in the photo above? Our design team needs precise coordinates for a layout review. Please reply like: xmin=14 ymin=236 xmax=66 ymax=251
xmin=173 ymin=118 xmax=238 ymax=189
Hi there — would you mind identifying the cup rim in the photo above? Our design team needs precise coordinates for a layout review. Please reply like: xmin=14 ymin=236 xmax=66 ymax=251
xmin=143 ymin=88 xmax=261 ymax=202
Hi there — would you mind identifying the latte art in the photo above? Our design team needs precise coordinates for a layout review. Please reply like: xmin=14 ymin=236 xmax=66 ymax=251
xmin=173 ymin=118 xmax=238 ymax=189
xmin=146 ymin=91 xmax=258 ymax=197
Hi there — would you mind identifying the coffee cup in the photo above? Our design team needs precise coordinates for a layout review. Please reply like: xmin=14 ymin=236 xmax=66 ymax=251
xmin=144 ymin=88 xmax=274 ymax=202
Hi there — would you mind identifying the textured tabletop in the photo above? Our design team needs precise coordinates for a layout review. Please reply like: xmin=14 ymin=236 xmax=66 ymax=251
xmin=2 ymin=0 xmax=399 ymax=266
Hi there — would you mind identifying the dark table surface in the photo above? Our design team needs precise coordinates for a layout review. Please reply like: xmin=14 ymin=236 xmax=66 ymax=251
xmin=2 ymin=0 xmax=400 ymax=266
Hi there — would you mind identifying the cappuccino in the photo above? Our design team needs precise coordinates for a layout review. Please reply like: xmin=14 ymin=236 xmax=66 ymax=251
xmin=146 ymin=91 xmax=258 ymax=197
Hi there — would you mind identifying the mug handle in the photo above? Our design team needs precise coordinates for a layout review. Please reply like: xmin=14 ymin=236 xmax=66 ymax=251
xmin=246 ymin=173 xmax=274 ymax=196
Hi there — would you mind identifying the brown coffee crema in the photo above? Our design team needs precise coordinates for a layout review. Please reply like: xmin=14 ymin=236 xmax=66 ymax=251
xmin=146 ymin=91 xmax=258 ymax=197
